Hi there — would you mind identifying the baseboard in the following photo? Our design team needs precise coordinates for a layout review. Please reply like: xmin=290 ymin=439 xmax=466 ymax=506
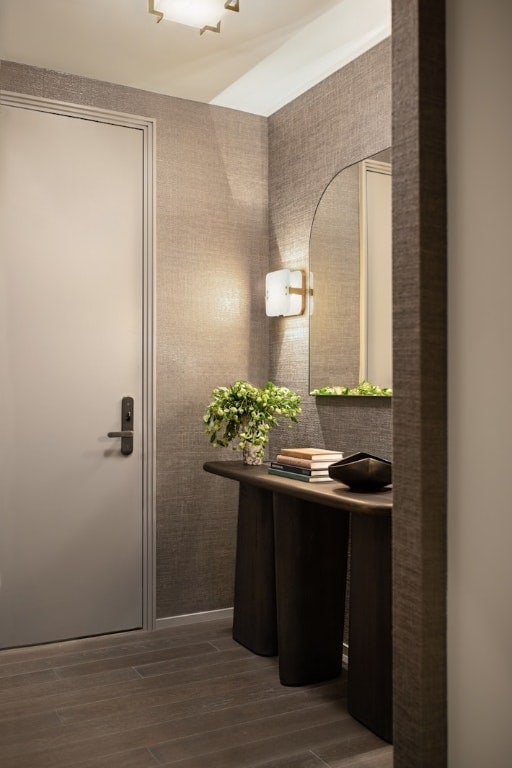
xmin=155 ymin=607 xmax=234 ymax=630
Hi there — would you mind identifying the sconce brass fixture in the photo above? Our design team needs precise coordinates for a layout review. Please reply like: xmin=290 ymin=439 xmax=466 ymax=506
xmin=265 ymin=269 xmax=307 ymax=317
xmin=148 ymin=1 xmax=240 ymax=35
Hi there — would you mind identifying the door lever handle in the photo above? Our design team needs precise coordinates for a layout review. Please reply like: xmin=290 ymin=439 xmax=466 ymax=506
xmin=107 ymin=397 xmax=134 ymax=455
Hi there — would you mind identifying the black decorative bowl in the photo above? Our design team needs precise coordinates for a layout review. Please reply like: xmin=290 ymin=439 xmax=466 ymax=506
xmin=328 ymin=452 xmax=392 ymax=491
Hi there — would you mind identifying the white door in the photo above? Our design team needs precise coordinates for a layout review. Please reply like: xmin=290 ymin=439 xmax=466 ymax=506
xmin=0 ymin=101 xmax=150 ymax=648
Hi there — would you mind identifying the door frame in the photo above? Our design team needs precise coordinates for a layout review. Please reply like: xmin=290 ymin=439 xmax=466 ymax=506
xmin=0 ymin=90 xmax=156 ymax=632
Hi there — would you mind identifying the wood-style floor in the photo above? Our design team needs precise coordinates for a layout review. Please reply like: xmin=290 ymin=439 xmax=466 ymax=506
xmin=0 ymin=618 xmax=393 ymax=768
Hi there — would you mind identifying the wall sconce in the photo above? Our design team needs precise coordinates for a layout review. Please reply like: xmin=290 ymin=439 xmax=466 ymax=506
xmin=265 ymin=269 xmax=306 ymax=317
xmin=149 ymin=0 xmax=240 ymax=35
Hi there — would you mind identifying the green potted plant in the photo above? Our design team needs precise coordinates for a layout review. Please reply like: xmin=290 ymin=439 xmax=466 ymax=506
xmin=203 ymin=380 xmax=301 ymax=464
xmin=310 ymin=380 xmax=393 ymax=396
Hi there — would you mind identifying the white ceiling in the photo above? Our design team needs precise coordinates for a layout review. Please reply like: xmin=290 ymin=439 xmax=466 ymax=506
xmin=0 ymin=0 xmax=391 ymax=116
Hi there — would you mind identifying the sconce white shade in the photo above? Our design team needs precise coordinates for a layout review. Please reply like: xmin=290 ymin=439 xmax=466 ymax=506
xmin=154 ymin=0 xmax=228 ymax=28
xmin=265 ymin=269 xmax=306 ymax=317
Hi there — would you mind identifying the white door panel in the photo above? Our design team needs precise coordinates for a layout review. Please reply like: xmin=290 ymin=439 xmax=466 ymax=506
xmin=0 ymin=104 xmax=145 ymax=648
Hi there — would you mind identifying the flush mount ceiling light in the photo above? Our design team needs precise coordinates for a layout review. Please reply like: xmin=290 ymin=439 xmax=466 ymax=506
xmin=265 ymin=269 xmax=306 ymax=317
xmin=149 ymin=0 xmax=240 ymax=35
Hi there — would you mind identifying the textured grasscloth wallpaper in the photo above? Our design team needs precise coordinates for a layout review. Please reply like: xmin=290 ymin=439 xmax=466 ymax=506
xmin=267 ymin=39 xmax=392 ymax=461
xmin=1 ymin=38 xmax=391 ymax=619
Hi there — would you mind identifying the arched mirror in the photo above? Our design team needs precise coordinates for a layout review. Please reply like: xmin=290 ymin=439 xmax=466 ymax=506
xmin=309 ymin=149 xmax=392 ymax=396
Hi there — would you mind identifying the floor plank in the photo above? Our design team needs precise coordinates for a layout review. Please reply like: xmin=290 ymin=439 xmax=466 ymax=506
xmin=151 ymin=717 xmax=366 ymax=768
xmin=0 ymin=618 xmax=392 ymax=768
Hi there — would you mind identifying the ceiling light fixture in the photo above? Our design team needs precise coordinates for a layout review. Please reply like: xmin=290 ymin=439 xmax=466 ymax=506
xmin=148 ymin=0 xmax=240 ymax=35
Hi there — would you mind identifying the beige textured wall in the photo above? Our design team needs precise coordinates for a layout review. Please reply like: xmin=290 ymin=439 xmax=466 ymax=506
xmin=267 ymin=39 xmax=392 ymax=459
xmin=447 ymin=0 xmax=512 ymax=765
xmin=0 ymin=61 xmax=269 ymax=618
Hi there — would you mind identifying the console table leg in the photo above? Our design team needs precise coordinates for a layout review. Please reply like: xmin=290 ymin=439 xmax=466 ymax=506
xmin=273 ymin=495 xmax=349 ymax=685
xmin=232 ymin=483 xmax=278 ymax=656
xmin=348 ymin=512 xmax=393 ymax=742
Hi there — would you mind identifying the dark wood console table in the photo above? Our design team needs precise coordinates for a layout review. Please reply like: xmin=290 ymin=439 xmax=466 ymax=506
xmin=203 ymin=460 xmax=393 ymax=743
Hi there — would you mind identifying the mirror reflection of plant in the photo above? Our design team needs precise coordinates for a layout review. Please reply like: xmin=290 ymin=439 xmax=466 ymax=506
xmin=203 ymin=380 xmax=301 ymax=459
xmin=310 ymin=381 xmax=392 ymax=396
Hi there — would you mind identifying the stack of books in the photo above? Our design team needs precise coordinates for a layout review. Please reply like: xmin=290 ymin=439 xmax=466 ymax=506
xmin=268 ymin=447 xmax=344 ymax=483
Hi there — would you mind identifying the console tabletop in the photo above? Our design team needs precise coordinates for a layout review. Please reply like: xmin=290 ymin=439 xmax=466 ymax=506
xmin=203 ymin=460 xmax=392 ymax=516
